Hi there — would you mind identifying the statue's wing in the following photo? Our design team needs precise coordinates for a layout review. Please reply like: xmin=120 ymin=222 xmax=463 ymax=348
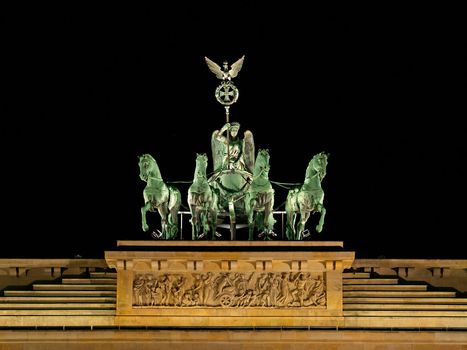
xmin=205 ymin=56 xmax=224 ymax=79
xmin=243 ymin=130 xmax=255 ymax=173
xmin=211 ymin=130 xmax=225 ymax=173
xmin=228 ymin=55 xmax=245 ymax=79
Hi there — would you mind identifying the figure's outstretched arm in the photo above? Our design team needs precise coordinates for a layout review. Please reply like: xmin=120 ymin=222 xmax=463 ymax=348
xmin=215 ymin=122 xmax=231 ymax=143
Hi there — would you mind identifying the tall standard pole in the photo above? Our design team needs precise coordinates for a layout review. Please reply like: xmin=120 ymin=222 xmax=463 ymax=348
xmin=205 ymin=56 xmax=244 ymax=241
xmin=225 ymin=106 xmax=230 ymax=170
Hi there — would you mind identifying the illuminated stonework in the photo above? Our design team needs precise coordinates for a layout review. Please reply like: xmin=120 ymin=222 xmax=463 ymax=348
xmin=132 ymin=272 xmax=326 ymax=308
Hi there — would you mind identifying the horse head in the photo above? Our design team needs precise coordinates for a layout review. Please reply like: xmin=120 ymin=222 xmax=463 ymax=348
xmin=194 ymin=153 xmax=209 ymax=178
xmin=253 ymin=149 xmax=270 ymax=178
xmin=138 ymin=154 xmax=162 ymax=182
xmin=306 ymin=152 xmax=329 ymax=180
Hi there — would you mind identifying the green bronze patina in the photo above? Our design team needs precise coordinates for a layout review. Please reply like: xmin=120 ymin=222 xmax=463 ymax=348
xmin=188 ymin=153 xmax=218 ymax=240
xmin=135 ymin=56 xmax=331 ymax=241
xmin=285 ymin=152 xmax=329 ymax=240
xmin=245 ymin=149 xmax=276 ymax=240
xmin=209 ymin=122 xmax=255 ymax=238
xmin=138 ymin=154 xmax=181 ymax=239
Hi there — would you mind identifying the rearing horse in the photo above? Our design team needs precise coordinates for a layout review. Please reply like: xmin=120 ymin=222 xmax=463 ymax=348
xmin=285 ymin=152 xmax=329 ymax=240
xmin=138 ymin=154 xmax=181 ymax=239
xmin=188 ymin=153 xmax=218 ymax=240
xmin=245 ymin=149 xmax=276 ymax=240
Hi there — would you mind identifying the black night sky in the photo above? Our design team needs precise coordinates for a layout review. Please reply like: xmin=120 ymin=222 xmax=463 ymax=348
xmin=2 ymin=5 xmax=465 ymax=259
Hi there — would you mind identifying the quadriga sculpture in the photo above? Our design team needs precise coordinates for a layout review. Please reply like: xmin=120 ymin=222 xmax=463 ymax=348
xmin=285 ymin=152 xmax=329 ymax=240
xmin=188 ymin=153 xmax=219 ymax=240
xmin=244 ymin=149 xmax=276 ymax=240
xmin=138 ymin=154 xmax=181 ymax=239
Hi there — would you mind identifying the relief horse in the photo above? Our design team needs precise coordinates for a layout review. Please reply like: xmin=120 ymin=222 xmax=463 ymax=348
xmin=245 ymin=149 xmax=276 ymax=240
xmin=188 ymin=153 xmax=218 ymax=240
xmin=285 ymin=152 xmax=329 ymax=240
xmin=138 ymin=154 xmax=181 ymax=239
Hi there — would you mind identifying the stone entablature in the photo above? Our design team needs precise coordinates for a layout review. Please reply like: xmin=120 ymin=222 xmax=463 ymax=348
xmin=1 ymin=257 xmax=465 ymax=293
xmin=1 ymin=255 xmax=466 ymax=329
xmin=352 ymin=259 xmax=467 ymax=292
xmin=105 ymin=241 xmax=354 ymax=327
xmin=0 ymin=259 xmax=108 ymax=290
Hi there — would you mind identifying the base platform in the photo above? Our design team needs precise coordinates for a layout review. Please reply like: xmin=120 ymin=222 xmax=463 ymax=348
xmin=105 ymin=241 xmax=354 ymax=327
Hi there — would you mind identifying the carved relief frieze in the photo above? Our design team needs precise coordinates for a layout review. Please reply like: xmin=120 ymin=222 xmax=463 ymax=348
xmin=133 ymin=272 xmax=326 ymax=308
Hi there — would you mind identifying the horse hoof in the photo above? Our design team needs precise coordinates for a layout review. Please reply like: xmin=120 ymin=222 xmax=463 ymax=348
xmin=151 ymin=231 xmax=163 ymax=239
xmin=198 ymin=232 xmax=206 ymax=239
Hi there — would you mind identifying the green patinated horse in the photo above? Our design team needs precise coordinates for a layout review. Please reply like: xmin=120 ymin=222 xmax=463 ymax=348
xmin=188 ymin=153 xmax=219 ymax=240
xmin=285 ymin=152 xmax=329 ymax=240
xmin=138 ymin=154 xmax=181 ymax=239
xmin=245 ymin=149 xmax=276 ymax=240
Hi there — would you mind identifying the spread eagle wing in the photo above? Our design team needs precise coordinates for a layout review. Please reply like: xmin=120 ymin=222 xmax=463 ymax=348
xmin=243 ymin=130 xmax=255 ymax=174
xmin=229 ymin=55 xmax=245 ymax=79
xmin=205 ymin=56 xmax=224 ymax=80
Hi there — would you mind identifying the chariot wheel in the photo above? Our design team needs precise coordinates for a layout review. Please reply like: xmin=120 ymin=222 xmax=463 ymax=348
xmin=219 ymin=294 xmax=233 ymax=307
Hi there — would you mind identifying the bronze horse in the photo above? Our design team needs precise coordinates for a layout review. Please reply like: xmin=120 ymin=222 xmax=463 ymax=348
xmin=188 ymin=153 xmax=218 ymax=240
xmin=244 ymin=149 xmax=276 ymax=240
xmin=138 ymin=154 xmax=181 ymax=239
xmin=285 ymin=152 xmax=329 ymax=240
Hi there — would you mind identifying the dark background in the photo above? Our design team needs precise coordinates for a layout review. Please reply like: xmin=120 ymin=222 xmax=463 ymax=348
xmin=2 ymin=5 xmax=465 ymax=259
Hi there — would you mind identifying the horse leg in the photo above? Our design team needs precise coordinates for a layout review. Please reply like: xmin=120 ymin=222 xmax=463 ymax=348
xmin=316 ymin=204 xmax=326 ymax=233
xmin=245 ymin=196 xmax=254 ymax=241
xmin=188 ymin=193 xmax=197 ymax=240
xmin=189 ymin=206 xmax=198 ymax=240
xmin=167 ymin=188 xmax=181 ymax=239
xmin=297 ymin=210 xmax=311 ymax=240
xmin=200 ymin=210 xmax=209 ymax=238
xmin=292 ymin=213 xmax=297 ymax=240
xmin=210 ymin=193 xmax=218 ymax=240
xmin=286 ymin=211 xmax=295 ymax=240
xmin=157 ymin=203 xmax=169 ymax=239
xmin=285 ymin=193 xmax=297 ymax=240
xmin=264 ymin=195 xmax=276 ymax=234
xmin=141 ymin=202 xmax=151 ymax=232
xmin=192 ymin=213 xmax=198 ymax=240
xmin=228 ymin=200 xmax=236 ymax=240
xmin=168 ymin=207 xmax=179 ymax=239
xmin=209 ymin=208 xmax=217 ymax=240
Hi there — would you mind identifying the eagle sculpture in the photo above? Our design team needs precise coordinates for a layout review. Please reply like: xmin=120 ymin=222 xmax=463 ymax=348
xmin=205 ymin=55 xmax=245 ymax=81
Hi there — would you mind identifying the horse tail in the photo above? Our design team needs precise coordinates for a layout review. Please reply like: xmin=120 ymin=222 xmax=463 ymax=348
xmin=165 ymin=187 xmax=181 ymax=239
xmin=168 ymin=186 xmax=181 ymax=217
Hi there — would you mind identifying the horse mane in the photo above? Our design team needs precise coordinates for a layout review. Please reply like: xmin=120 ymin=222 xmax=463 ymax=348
xmin=304 ymin=160 xmax=315 ymax=180
xmin=305 ymin=152 xmax=328 ymax=180
xmin=193 ymin=153 xmax=208 ymax=181
xmin=253 ymin=149 xmax=270 ymax=177
xmin=139 ymin=154 xmax=163 ymax=180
